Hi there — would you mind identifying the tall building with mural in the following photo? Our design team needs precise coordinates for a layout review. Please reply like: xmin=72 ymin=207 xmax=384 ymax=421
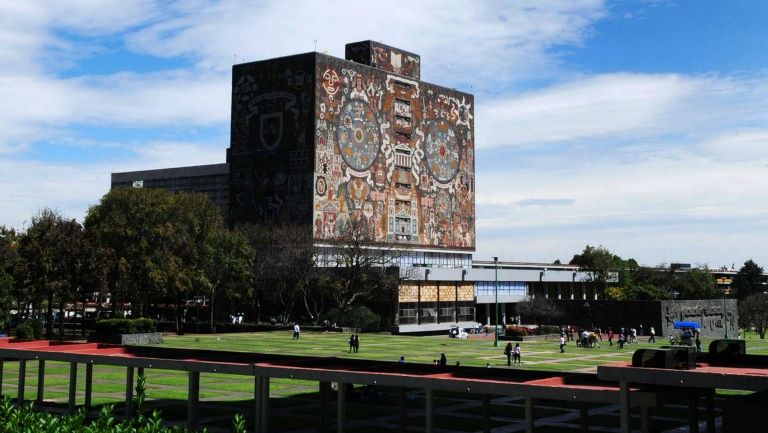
xmin=228 ymin=41 xmax=475 ymax=252
xmin=113 ymin=41 xmax=607 ymax=333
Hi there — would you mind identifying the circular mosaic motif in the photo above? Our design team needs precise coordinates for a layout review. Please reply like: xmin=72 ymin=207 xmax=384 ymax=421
xmin=337 ymin=100 xmax=380 ymax=171
xmin=424 ymin=120 xmax=460 ymax=183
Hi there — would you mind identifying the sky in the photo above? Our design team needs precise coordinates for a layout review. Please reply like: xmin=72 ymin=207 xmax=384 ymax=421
xmin=1 ymin=0 xmax=767 ymax=268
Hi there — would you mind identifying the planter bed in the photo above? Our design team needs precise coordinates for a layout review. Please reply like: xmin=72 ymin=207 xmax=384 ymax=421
xmin=87 ymin=331 xmax=163 ymax=345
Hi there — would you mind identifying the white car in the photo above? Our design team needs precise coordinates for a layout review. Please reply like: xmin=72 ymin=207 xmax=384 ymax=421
xmin=449 ymin=326 xmax=469 ymax=339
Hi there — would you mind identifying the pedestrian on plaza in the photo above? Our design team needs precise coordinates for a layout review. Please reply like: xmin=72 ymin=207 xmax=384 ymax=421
xmin=513 ymin=343 xmax=522 ymax=365
xmin=608 ymin=328 xmax=614 ymax=346
xmin=348 ymin=334 xmax=355 ymax=352
xmin=353 ymin=334 xmax=360 ymax=353
xmin=695 ymin=332 xmax=702 ymax=352
xmin=504 ymin=342 xmax=513 ymax=366
xmin=439 ymin=353 xmax=447 ymax=366
xmin=560 ymin=335 xmax=566 ymax=353
xmin=648 ymin=327 xmax=656 ymax=343
xmin=293 ymin=322 xmax=301 ymax=340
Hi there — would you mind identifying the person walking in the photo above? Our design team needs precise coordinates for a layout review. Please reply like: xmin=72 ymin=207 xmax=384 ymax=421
xmin=608 ymin=328 xmax=614 ymax=346
xmin=559 ymin=335 xmax=566 ymax=353
xmin=630 ymin=328 xmax=638 ymax=344
xmin=293 ymin=323 xmax=300 ymax=340
xmin=648 ymin=326 xmax=656 ymax=343
xmin=353 ymin=334 xmax=360 ymax=353
xmin=348 ymin=334 xmax=355 ymax=352
xmin=439 ymin=353 xmax=447 ymax=366
xmin=513 ymin=343 xmax=522 ymax=365
xmin=618 ymin=333 xmax=625 ymax=349
xmin=504 ymin=342 xmax=513 ymax=366
xmin=695 ymin=332 xmax=702 ymax=352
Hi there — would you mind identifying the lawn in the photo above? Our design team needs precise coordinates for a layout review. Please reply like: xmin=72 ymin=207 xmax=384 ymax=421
xmin=1 ymin=331 xmax=762 ymax=432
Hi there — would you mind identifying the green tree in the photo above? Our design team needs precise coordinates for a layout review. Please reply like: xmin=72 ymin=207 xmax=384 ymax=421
xmin=732 ymin=260 xmax=766 ymax=300
xmin=0 ymin=227 xmax=20 ymax=332
xmin=321 ymin=217 xmax=401 ymax=325
xmin=739 ymin=293 xmax=768 ymax=339
xmin=515 ymin=298 xmax=563 ymax=326
xmin=200 ymin=228 xmax=253 ymax=331
xmin=17 ymin=209 xmax=84 ymax=339
xmin=86 ymin=188 xmax=230 ymax=334
xmin=569 ymin=245 xmax=636 ymax=295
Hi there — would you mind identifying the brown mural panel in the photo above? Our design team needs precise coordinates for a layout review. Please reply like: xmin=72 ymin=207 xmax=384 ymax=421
xmin=313 ymin=54 xmax=475 ymax=250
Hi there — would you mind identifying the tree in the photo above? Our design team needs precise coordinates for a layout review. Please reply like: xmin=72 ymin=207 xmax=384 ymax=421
xmin=570 ymin=245 xmax=636 ymax=297
xmin=86 ymin=188 xmax=231 ymax=334
xmin=0 ymin=227 xmax=20 ymax=332
xmin=732 ymin=260 xmax=766 ymax=300
xmin=321 ymin=217 xmax=401 ymax=325
xmin=240 ymin=224 xmax=313 ymax=324
xmin=739 ymin=293 xmax=768 ymax=339
xmin=515 ymin=298 xmax=562 ymax=326
xmin=17 ymin=209 xmax=84 ymax=339
xmin=200 ymin=228 xmax=253 ymax=331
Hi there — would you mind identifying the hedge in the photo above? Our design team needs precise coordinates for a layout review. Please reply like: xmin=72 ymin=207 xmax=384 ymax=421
xmin=95 ymin=318 xmax=157 ymax=335
xmin=15 ymin=319 xmax=43 ymax=339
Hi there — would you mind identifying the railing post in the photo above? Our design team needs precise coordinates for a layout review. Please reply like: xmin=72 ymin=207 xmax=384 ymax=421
xmin=524 ymin=397 xmax=534 ymax=433
xmin=188 ymin=371 xmax=200 ymax=430
xmin=17 ymin=359 xmax=26 ymax=405
xmin=68 ymin=362 xmax=77 ymax=413
xmin=337 ymin=383 xmax=346 ymax=433
xmin=125 ymin=366 xmax=134 ymax=418
xmin=36 ymin=359 xmax=45 ymax=405
xmin=425 ymin=388 xmax=434 ymax=433
xmin=84 ymin=363 xmax=93 ymax=410
xmin=619 ymin=381 xmax=630 ymax=433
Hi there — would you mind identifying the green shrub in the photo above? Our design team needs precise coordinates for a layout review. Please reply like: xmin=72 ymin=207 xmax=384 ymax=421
xmin=326 ymin=306 xmax=381 ymax=331
xmin=536 ymin=325 xmax=561 ymax=335
xmin=15 ymin=319 xmax=43 ymax=339
xmin=96 ymin=318 xmax=157 ymax=334
xmin=133 ymin=318 xmax=157 ymax=333
xmin=95 ymin=319 xmax=135 ymax=334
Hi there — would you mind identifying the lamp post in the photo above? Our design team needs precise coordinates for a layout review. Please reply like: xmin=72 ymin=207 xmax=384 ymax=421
xmin=723 ymin=295 xmax=728 ymax=339
xmin=494 ymin=257 xmax=499 ymax=347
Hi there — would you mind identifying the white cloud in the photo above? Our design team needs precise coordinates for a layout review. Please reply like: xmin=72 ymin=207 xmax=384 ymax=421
xmin=124 ymin=0 xmax=606 ymax=87
xmin=2 ymin=0 xmax=768 ymax=267
xmin=0 ymin=140 xmax=226 ymax=229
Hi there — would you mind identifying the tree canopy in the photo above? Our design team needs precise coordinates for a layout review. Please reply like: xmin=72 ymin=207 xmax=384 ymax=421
xmin=732 ymin=259 xmax=766 ymax=300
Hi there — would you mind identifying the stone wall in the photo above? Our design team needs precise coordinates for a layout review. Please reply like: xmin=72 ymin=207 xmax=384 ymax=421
xmin=660 ymin=299 xmax=738 ymax=338
xmin=88 ymin=332 xmax=163 ymax=345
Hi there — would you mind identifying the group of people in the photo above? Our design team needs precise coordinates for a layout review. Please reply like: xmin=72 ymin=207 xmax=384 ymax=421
xmin=556 ymin=325 xmax=661 ymax=351
xmin=348 ymin=333 xmax=360 ymax=352
xmin=504 ymin=342 xmax=522 ymax=365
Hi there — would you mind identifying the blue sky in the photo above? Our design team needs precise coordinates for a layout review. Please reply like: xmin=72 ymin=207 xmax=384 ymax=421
xmin=1 ymin=0 xmax=767 ymax=268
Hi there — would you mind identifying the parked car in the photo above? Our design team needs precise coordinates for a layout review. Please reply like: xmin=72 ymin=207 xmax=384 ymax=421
xmin=449 ymin=326 xmax=468 ymax=339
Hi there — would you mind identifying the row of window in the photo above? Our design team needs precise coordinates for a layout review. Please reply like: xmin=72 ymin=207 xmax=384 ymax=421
xmin=398 ymin=252 xmax=473 ymax=268
xmin=476 ymin=281 xmax=528 ymax=297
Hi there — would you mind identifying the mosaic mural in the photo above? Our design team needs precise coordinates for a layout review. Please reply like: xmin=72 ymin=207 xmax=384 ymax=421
xmin=313 ymin=55 xmax=475 ymax=250
xmin=345 ymin=40 xmax=421 ymax=79
xmin=228 ymin=54 xmax=315 ymax=226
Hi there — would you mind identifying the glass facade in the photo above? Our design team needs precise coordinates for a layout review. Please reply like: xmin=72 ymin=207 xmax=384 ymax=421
xmin=476 ymin=281 xmax=528 ymax=297
xmin=397 ymin=251 xmax=473 ymax=268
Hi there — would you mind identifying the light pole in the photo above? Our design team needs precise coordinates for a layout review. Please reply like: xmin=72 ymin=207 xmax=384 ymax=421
xmin=494 ymin=257 xmax=499 ymax=347
xmin=723 ymin=296 xmax=728 ymax=339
